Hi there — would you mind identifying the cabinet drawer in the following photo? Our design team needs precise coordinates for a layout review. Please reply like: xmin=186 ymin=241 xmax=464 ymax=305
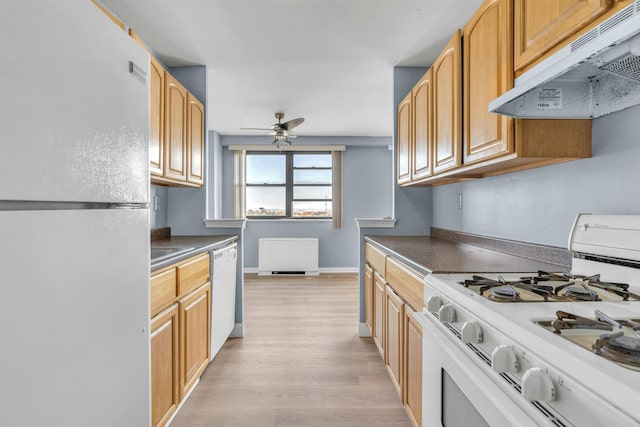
xmin=385 ymin=257 xmax=424 ymax=312
xmin=365 ymin=242 xmax=387 ymax=276
xmin=177 ymin=253 xmax=210 ymax=296
xmin=151 ymin=268 xmax=177 ymax=315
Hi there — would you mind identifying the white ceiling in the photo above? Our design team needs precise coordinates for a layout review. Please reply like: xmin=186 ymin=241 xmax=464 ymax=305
xmin=102 ymin=0 xmax=484 ymax=137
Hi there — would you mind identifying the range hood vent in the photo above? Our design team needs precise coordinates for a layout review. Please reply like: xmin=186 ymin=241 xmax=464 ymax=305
xmin=490 ymin=0 xmax=640 ymax=118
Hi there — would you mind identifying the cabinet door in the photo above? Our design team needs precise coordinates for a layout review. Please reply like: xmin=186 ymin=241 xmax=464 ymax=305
xmin=364 ymin=263 xmax=374 ymax=334
xmin=373 ymin=272 xmax=386 ymax=357
xmin=433 ymin=30 xmax=462 ymax=175
xmin=187 ymin=93 xmax=204 ymax=186
xmin=397 ymin=93 xmax=412 ymax=185
xmin=514 ymin=0 xmax=612 ymax=72
xmin=385 ymin=285 xmax=405 ymax=398
xmin=412 ymin=69 xmax=433 ymax=181
xmin=179 ymin=282 xmax=211 ymax=399
xmin=404 ymin=308 xmax=423 ymax=427
xmin=164 ymin=72 xmax=188 ymax=182
xmin=151 ymin=304 xmax=179 ymax=427
xmin=150 ymin=58 xmax=165 ymax=177
xmin=463 ymin=0 xmax=514 ymax=165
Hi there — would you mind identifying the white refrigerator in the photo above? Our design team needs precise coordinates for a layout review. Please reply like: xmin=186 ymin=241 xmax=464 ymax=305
xmin=0 ymin=2 xmax=151 ymax=426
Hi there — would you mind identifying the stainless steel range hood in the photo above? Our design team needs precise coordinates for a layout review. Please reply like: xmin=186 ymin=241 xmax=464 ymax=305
xmin=490 ymin=0 xmax=640 ymax=119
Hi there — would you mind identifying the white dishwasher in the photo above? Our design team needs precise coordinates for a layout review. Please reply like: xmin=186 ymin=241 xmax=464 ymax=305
xmin=210 ymin=242 xmax=237 ymax=360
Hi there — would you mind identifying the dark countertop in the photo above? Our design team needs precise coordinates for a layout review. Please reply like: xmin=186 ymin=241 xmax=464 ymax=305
xmin=151 ymin=235 xmax=238 ymax=272
xmin=365 ymin=235 xmax=566 ymax=276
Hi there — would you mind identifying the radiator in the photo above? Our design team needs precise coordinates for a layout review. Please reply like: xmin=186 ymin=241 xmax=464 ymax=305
xmin=258 ymin=238 xmax=319 ymax=275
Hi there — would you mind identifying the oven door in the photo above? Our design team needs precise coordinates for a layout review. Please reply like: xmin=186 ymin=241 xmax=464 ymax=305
xmin=420 ymin=312 xmax=540 ymax=427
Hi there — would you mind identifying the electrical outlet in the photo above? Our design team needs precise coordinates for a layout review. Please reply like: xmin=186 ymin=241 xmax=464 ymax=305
xmin=457 ymin=193 xmax=463 ymax=210
xmin=153 ymin=195 xmax=160 ymax=212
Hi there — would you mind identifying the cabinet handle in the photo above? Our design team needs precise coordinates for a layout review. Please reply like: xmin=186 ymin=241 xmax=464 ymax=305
xmin=129 ymin=60 xmax=147 ymax=83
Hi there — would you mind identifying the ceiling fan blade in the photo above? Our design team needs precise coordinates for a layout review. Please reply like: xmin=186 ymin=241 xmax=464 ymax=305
xmin=281 ymin=117 xmax=304 ymax=130
xmin=240 ymin=127 xmax=273 ymax=131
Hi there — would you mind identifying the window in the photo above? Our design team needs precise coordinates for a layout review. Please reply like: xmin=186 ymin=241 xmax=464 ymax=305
xmin=245 ymin=152 xmax=333 ymax=218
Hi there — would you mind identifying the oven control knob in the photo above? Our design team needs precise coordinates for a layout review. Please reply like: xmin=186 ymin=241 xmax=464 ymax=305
xmin=426 ymin=296 xmax=442 ymax=313
xmin=461 ymin=321 xmax=483 ymax=344
xmin=438 ymin=304 xmax=456 ymax=323
xmin=522 ymin=368 xmax=555 ymax=402
xmin=491 ymin=345 xmax=518 ymax=373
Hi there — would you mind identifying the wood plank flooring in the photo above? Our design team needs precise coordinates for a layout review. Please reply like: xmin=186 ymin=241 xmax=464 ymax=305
xmin=170 ymin=273 xmax=412 ymax=427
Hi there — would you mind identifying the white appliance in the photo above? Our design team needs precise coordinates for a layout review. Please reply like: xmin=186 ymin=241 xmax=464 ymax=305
xmin=420 ymin=214 xmax=640 ymax=426
xmin=210 ymin=243 xmax=238 ymax=359
xmin=490 ymin=0 xmax=640 ymax=118
xmin=0 ymin=3 xmax=150 ymax=427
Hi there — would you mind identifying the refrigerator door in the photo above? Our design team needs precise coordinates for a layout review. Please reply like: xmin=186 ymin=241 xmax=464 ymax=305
xmin=0 ymin=209 xmax=150 ymax=427
xmin=0 ymin=1 xmax=149 ymax=204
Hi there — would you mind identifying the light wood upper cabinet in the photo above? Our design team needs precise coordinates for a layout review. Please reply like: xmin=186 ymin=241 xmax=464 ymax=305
xmin=397 ymin=93 xmax=412 ymax=185
xmin=151 ymin=69 xmax=205 ymax=188
xmin=463 ymin=0 xmax=514 ymax=165
xmin=187 ymin=93 xmax=205 ymax=186
xmin=179 ymin=282 xmax=211 ymax=400
xmin=514 ymin=0 xmax=612 ymax=72
xmin=432 ymin=30 xmax=462 ymax=175
xmin=385 ymin=285 xmax=405 ymax=400
xmin=150 ymin=57 xmax=165 ymax=177
xmin=404 ymin=307 xmax=423 ymax=427
xmin=151 ymin=304 xmax=179 ymax=427
xmin=412 ymin=69 xmax=433 ymax=181
xmin=164 ymin=72 xmax=188 ymax=183
xmin=396 ymin=0 xmax=593 ymax=186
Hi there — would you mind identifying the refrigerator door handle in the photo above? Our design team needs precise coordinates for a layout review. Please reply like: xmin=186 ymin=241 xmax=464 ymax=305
xmin=129 ymin=60 xmax=147 ymax=84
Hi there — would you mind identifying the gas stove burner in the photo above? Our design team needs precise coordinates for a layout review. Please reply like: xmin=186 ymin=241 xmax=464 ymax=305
xmin=489 ymin=285 xmax=520 ymax=302
xmin=529 ymin=270 xmax=574 ymax=283
xmin=552 ymin=310 xmax=612 ymax=333
xmin=563 ymin=285 xmax=600 ymax=301
xmin=594 ymin=331 xmax=640 ymax=367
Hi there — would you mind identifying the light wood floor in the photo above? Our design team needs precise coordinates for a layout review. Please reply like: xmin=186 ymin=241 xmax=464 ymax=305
xmin=170 ymin=273 xmax=412 ymax=427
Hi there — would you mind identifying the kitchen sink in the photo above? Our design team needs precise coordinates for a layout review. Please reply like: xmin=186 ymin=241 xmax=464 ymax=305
xmin=151 ymin=247 xmax=194 ymax=261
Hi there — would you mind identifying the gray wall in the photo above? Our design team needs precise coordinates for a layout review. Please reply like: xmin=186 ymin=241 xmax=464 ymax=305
xmin=432 ymin=104 xmax=640 ymax=248
xmin=220 ymin=135 xmax=394 ymax=269
xmin=169 ymin=66 xmax=207 ymax=105
xmin=150 ymin=185 xmax=168 ymax=228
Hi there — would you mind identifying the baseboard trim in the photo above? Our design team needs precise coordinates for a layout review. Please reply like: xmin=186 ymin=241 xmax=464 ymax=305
xmin=230 ymin=323 xmax=244 ymax=338
xmin=358 ymin=322 xmax=372 ymax=337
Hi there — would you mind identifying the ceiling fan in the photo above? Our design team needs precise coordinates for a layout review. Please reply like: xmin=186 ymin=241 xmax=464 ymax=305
xmin=241 ymin=112 xmax=305 ymax=149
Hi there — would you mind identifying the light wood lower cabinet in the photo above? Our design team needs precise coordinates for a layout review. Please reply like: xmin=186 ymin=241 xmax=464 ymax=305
xmin=150 ymin=253 xmax=211 ymax=426
xmin=179 ymin=282 xmax=211 ymax=400
xmin=373 ymin=272 xmax=386 ymax=357
xmin=151 ymin=304 xmax=179 ymax=427
xmin=364 ymin=263 xmax=374 ymax=334
xmin=385 ymin=285 xmax=405 ymax=398
xmin=404 ymin=307 xmax=423 ymax=427
xmin=363 ymin=249 xmax=423 ymax=427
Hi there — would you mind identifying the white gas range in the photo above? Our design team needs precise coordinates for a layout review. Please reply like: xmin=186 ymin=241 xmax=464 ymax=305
xmin=420 ymin=214 xmax=640 ymax=427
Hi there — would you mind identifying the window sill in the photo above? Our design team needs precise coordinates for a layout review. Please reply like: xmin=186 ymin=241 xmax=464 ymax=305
xmin=203 ymin=218 xmax=247 ymax=229
xmin=247 ymin=218 xmax=333 ymax=223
